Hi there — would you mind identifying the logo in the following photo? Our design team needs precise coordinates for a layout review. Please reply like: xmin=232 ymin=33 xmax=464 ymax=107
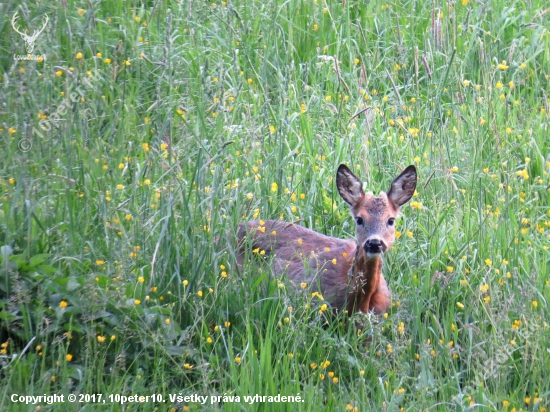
xmin=12 ymin=11 xmax=48 ymax=60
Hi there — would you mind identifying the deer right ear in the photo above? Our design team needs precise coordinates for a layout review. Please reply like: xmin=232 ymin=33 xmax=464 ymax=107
xmin=336 ymin=164 xmax=364 ymax=206
xmin=387 ymin=165 xmax=417 ymax=208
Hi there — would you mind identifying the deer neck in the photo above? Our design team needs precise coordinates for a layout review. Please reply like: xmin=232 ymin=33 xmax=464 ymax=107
xmin=347 ymin=249 xmax=383 ymax=314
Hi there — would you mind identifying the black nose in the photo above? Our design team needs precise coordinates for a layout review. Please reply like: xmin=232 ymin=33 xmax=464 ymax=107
xmin=364 ymin=239 xmax=385 ymax=254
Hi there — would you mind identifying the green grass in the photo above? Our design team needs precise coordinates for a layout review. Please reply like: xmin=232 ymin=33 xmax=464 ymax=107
xmin=1 ymin=0 xmax=549 ymax=410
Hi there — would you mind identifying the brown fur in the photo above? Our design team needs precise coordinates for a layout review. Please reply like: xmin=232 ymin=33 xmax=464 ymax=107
xmin=236 ymin=164 xmax=417 ymax=322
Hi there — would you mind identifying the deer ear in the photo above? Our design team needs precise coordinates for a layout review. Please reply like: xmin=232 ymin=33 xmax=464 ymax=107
xmin=387 ymin=165 xmax=417 ymax=208
xmin=336 ymin=164 xmax=364 ymax=206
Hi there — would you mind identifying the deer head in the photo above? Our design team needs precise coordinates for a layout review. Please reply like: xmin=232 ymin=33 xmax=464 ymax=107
xmin=336 ymin=164 xmax=417 ymax=257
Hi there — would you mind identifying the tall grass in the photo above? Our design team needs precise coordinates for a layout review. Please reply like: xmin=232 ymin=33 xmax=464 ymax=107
xmin=1 ymin=0 xmax=549 ymax=410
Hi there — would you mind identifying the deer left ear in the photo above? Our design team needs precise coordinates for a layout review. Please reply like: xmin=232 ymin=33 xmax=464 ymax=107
xmin=387 ymin=165 xmax=417 ymax=208
xmin=336 ymin=164 xmax=364 ymax=206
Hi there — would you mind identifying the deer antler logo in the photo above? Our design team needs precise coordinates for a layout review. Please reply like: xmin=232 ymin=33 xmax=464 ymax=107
xmin=11 ymin=11 xmax=49 ymax=54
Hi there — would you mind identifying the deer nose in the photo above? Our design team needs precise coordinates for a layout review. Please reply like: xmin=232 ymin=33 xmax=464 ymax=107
xmin=363 ymin=238 xmax=387 ymax=254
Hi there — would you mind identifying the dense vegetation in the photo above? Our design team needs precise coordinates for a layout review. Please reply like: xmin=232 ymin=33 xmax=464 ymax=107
xmin=1 ymin=0 xmax=549 ymax=410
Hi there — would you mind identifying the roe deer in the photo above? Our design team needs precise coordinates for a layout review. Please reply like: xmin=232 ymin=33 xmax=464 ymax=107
xmin=237 ymin=164 xmax=417 ymax=318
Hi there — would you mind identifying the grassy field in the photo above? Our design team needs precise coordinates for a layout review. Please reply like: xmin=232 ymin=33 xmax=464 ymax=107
xmin=1 ymin=0 xmax=549 ymax=410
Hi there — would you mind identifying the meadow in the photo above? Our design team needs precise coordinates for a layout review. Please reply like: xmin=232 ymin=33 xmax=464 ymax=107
xmin=1 ymin=0 xmax=549 ymax=410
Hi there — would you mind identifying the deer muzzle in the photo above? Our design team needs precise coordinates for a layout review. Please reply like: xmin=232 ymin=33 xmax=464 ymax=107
xmin=363 ymin=237 xmax=387 ymax=255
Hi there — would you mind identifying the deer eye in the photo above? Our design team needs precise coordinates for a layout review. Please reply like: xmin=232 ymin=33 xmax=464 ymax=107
xmin=356 ymin=217 xmax=364 ymax=226
xmin=387 ymin=218 xmax=396 ymax=226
